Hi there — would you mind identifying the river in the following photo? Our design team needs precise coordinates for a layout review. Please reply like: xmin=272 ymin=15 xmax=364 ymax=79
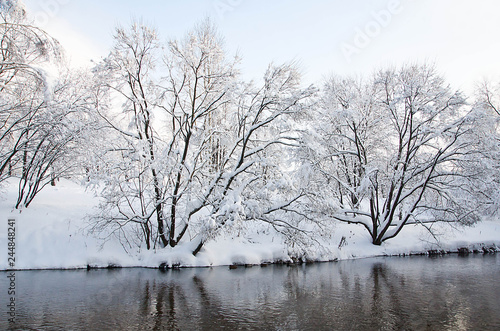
xmin=2 ymin=254 xmax=500 ymax=330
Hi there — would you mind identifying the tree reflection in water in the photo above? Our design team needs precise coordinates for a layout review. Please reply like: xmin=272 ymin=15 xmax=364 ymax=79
xmin=3 ymin=255 xmax=499 ymax=330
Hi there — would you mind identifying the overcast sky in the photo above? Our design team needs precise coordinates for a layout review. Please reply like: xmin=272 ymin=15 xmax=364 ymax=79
xmin=22 ymin=0 xmax=500 ymax=95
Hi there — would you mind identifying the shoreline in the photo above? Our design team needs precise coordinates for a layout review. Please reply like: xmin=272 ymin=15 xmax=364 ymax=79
xmin=2 ymin=179 xmax=500 ymax=271
xmin=1 ymin=243 xmax=497 ymax=272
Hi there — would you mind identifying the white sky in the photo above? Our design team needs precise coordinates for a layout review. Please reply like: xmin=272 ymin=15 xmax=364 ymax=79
xmin=22 ymin=0 xmax=500 ymax=96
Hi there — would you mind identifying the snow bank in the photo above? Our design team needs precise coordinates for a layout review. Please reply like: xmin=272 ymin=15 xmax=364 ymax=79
xmin=1 ymin=179 xmax=499 ymax=270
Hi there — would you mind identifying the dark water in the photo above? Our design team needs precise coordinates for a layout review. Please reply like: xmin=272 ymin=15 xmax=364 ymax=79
xmin=1 ymin=254 xmax=500 ymax=330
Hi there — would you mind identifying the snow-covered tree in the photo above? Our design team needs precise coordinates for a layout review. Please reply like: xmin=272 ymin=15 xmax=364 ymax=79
xmin=304 ymin=75 xmax=381 ymax=211
xmin=0 ymin=0 xmax=95 ymax=208
xmin=468 ymin=80 xmax=500 ymax=214
xmin=307 ymin=64 xmax=480 ymax=245
xmin=15 ymin=68 xmax=98 ymax=208
xmin=188 ymin=63 xmax=316 ymax=255
xmin=91 ymin=20 xmax=315 ymax=253
xmin=0 ymin=0 xmax=61 ymax=183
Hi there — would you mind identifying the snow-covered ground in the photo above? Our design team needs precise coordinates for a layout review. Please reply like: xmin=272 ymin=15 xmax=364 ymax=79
xmin=1 ymin=179 xmax=499 ymax=270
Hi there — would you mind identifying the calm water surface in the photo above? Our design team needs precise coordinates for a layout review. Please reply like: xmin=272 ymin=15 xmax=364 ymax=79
xmin=1 ymin=254 xmax=500 ymax=330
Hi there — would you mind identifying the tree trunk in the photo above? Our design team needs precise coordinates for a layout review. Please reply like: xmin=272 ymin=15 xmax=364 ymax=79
xmin=169 ymin=196 xmax=178 ymax=247
xmin=50 ymin=170 xmax=56 ymax=186
xmin=169 ymin=132 xmax=192 ymax=247
xmin=152 ymin=168 xmax=169 ymax=247
xmin=142 ymin=222 xmax=151 ymax=250
xmin=192 ymin=240 xmax=204 ymax=256
xmin=156 ymin=202 xmax=168 ymax=247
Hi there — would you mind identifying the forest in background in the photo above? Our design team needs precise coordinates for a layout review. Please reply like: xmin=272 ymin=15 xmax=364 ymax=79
xmin=2 ymin=0 xmax=500 ymax=256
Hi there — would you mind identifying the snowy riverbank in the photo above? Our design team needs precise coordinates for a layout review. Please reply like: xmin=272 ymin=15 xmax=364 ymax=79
xmin=1 ymin=179 xmax=499 ymax=270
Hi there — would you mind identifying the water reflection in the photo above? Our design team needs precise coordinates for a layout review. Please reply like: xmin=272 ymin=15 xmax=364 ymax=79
xmin=1 ymin=255 xmax=499 ymax=330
